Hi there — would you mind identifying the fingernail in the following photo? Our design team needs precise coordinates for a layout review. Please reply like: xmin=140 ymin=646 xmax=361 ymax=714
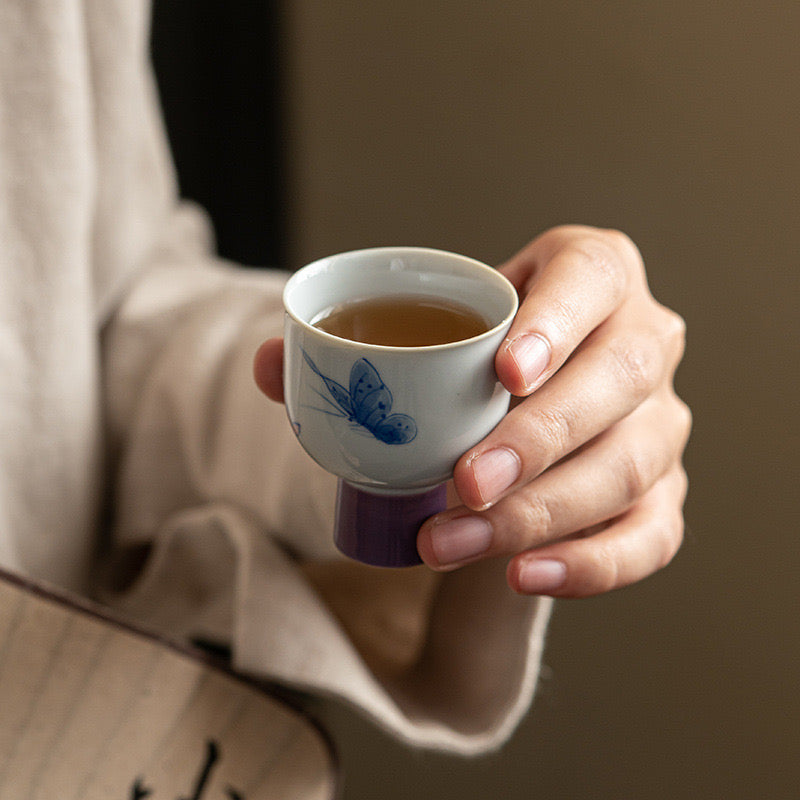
xmin=429 ymin=516 xmax=492 ymax=567
xmin=505 ymin=333 xmax=551 ymax=391
xmin=517 ymin=559 xmax=567 ymax=594
xmin=470 ymin=447 xmax=521 ymax=507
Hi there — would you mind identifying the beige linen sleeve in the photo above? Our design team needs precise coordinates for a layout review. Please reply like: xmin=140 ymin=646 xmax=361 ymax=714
xmin=76 ymin=0 xmax=552 ymax=754
xmin=0 ymin=0 xmax=552 ymax=754
xmin=98 ymin=209 xmax=552 ymax=754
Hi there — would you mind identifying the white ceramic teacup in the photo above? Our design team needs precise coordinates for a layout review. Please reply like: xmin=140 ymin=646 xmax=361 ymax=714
xmin=283 ymin=247 xmax=518 ymax=566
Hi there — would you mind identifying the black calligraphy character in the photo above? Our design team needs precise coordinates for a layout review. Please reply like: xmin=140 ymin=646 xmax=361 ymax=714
xmin=130 ymin=777 xmax=153 ymax=799
xmin=129 ymin=739 xmax=244 ymax=800
xmin=178 ymin=739 xmax=219 ymax=800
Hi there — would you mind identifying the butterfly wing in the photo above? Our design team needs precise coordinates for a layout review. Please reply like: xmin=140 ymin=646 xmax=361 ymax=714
xmin=373 ymin=414 xmax=418 ymax=444
xmin=304 ymin=355 xmax=416 ymax=443
xmin=303 ymin=351 xmax=354 ymax=418
xmin=349 ymin=358 xmax=394 ymax=428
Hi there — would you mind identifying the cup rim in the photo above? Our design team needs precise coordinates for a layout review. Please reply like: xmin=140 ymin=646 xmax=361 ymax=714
xmin=283 ymin=246 xmax=519 ymax=353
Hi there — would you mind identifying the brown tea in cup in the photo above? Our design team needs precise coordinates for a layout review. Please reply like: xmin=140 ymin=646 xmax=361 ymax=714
xmin=312 ymin=294 xmax=490 ymax=347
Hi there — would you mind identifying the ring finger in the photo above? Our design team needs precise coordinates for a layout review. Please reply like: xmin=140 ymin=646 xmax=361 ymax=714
xmin=507 ymin=465 xmax=689 ymax=597
xmin=418 ymin=390 xmax=690 ymax=570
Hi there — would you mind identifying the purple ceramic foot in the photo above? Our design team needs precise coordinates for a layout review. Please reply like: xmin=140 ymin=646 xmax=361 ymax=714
xmin=334 ymin=480 xmax=447 ymax=567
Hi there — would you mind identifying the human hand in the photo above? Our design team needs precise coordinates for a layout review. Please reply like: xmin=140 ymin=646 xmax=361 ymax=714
xmin=414 ymin=225 xmax=691 ymax=597
xmin=254 ymin=226 xmax=690 ymax=598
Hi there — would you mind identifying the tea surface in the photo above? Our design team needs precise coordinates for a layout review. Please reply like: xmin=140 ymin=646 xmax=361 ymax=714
xmin=313 ymin=294 xmax=490 ymax=346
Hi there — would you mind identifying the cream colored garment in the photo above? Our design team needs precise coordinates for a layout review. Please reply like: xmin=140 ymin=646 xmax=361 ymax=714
xmin=0 ymin=0 xmax=552 ymax=754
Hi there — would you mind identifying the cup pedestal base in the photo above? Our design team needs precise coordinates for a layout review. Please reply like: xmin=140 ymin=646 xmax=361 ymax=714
xmin=334 ymin=480 xmax=447 ymax=567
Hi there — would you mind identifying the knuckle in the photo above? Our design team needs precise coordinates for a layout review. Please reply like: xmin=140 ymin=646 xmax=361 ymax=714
xmin=569 ymin=235 xmax=629 ymax=301
xmin=488 ymin=492 xmax=556 ymax=559
xmin=604 ymin=228 xmax=645 ymax=267
xmin=675 ymin=397 xmax=694 ymax=447
xmin=676 ymin=465 xmax=690 ymax=502
xmin=663 ymin=391 xmax=693 ymax=452
xmin=582 ymin=542 xmax=620 ymax=596
xmin=658 ymin=304 xmax=688 ymax=360
xmin=547 ymin=292 xmax=585 ymax=340
xmin=657 ymin=511 xmax=685 ymax=569
xmin=514 ymin=496 xmax=556 ymax=548
xmin=533 ymin=403 xmax=577 ymax=464
xmin=665 ymin=306 xmax=687 ymax=345
xmin=608 ymin=336 xmax=660 ymax=399
xmin=542 ymin=223 xmax=592 ymax=247
xmin=616 ymin=447 xmax=654 ymax=505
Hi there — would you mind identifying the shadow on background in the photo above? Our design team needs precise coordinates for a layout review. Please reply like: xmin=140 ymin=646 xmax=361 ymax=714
xmin=151 ymin=0 xmax=286 ymax=268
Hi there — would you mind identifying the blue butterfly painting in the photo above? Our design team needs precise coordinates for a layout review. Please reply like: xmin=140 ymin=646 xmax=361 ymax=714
xmin=302 ymin=350 xmax=418 ymax=444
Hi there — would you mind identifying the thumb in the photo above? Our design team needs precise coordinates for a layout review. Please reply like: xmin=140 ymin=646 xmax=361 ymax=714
xmin=253 ymin=338 xmax=285 ymax=403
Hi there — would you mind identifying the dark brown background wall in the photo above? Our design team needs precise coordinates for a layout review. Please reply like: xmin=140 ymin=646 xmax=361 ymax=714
xmin=155 ymin=1 xmax=799 ymax=797
xmin=280 ymin=2 xmax=799 ymax=799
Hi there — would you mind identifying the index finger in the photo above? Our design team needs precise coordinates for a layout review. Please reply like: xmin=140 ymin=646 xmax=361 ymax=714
xmin=496 ymin=226 xmax=644 ymax=396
